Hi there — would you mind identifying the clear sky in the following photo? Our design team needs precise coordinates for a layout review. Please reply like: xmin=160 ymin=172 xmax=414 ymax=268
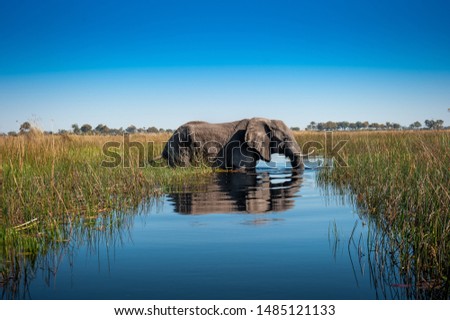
xmin=1 ymin=0 xmax=449 ymax=132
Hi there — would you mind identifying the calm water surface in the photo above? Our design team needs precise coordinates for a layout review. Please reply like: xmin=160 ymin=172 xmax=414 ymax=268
xmin=13 ymin=157 xmax=402 ymax=299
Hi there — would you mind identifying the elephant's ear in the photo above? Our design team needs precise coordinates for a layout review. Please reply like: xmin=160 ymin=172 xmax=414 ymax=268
xmin=245 ymin=119 xmax=272 ymax=162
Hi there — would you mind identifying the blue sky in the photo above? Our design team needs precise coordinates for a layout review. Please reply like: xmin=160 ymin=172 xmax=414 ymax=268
xmin=1 ymin=0 xmax=449 ymax=132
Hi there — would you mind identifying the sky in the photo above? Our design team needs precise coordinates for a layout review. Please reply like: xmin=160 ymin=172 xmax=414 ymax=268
xmin=0 ymin=0 xmax=449 ymax=132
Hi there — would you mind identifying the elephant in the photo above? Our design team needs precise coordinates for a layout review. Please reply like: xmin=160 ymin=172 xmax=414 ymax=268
xmin=161 ymin=118 xmax=304 ymax=171
xmin=168 ymin=171 xmax=302 ymax=214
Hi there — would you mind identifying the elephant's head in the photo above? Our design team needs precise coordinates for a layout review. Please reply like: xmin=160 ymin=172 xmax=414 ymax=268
xmin=245 ymin=118 xmax=304 ymax=170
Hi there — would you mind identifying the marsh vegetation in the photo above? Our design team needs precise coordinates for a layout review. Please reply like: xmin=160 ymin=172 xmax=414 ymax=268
xmin=0 ymin=130 xmax=449 ymax=299
xmin=295 ymin=131 xmax=450 ymax=298
xmin=0 ymin=132 xmax=212 ymax=296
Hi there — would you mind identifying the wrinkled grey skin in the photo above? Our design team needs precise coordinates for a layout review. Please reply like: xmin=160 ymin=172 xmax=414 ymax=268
xmin=162 ymin=118 xmax=304 ymax=171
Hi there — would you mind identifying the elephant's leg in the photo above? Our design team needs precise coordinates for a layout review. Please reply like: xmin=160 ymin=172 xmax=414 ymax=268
xmin=232 ymin=146 xmax=257 ymax=170
xmin=178 ymin=147 xmax=191 ymax=167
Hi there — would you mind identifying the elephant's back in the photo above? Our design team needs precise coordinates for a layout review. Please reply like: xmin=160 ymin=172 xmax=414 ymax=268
xmin=184 ymin=119 xmax=244 ymax=126
xmin=184 ymin=121 xmax=209 ymax=125
xmin=183 ymin=120 xmax=245 ymax=141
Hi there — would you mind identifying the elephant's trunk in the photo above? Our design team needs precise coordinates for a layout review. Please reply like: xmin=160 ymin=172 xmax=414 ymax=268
xmin=291 ymin=154 xmax=304 ymax=171
xmin=283 ymin=142 xmax=304 ymax=171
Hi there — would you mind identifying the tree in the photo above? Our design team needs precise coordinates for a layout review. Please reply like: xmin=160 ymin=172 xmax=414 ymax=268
xmin=19 ymin=121 xmax=32 ymax=134
xmin=146 ymin=126 xmax=159 ymax=133
xmin=306 ymin=121 xmax=317 ymax=131
xmin=424 ymin=119 xmax=443 ymax=130
xmin=317 ymin=122 xmax=325 ymax=131
xmin=410 ymin=121 xmax=422 ymax=130
xmin=369 ymin=122 xmax=381 ymax=130
xmin=325 ymin=121 xmax=337 ymax=131
xmin=8 ymin=131 xmax=18 ymax=136
xmin=108 ymin=128 xmax=119 ymax=135
xmin=95 ymin=124 xmax=109 ymax=135
xmin=337 ymin=121 xmax=349 ymax=130
xmin=385 ymin=122 xmax=392 ymax=130
xmin=393 ymin=123 xmax=401 ymax=130
xmin=72 ymin=124 xmax=81 ymax=134
xmin=126 ymin=125 xmax=137 ymax=134
xmin=435 ymin=120 xmax=444 ymax=129
xmin=355 ymin=121 xmax=363 ymax=130
xmin=290 ymin=127 xmax=300 ymax=131
xmin=425 ymin=120 xmax=433 ymax=129
xmin=80 ymin=124 xmax=92 ymax=134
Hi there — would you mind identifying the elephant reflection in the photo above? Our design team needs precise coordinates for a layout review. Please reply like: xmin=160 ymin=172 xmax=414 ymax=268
xmin=167 ymin=172 xmax=302 ymax=214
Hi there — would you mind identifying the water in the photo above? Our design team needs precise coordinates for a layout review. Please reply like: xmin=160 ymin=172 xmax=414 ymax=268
xmin=4 ymin=156 xmax=403 ymax=299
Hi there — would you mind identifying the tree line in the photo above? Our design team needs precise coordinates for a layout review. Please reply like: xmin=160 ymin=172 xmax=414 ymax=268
xmin=69 ymin=123 xmax=174 ymax=135
xmin=3 ymin=122 xmax=175 ymax=136
xmin=290 ymin=119 xmax=446 ymax=131
xmin=2 ymin=119 xmax=448 ymax=136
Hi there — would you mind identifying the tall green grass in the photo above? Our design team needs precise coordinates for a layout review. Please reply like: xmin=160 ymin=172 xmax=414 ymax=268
xmin=2 ymin=130 xmax=449 ymax=298
xmin=0 ymin=132 xmax=213 ymax=293
xmin=297 ymin=131 xmax=449 ymax=298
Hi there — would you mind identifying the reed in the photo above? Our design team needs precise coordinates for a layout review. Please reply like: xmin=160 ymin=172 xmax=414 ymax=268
xmin=0 ymin=132 xmax=213 ymax=289
xmin=1 ymin=130 xmax=449 ymax=298
xmin=302 ymin=130 xmax=450 ymax=298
